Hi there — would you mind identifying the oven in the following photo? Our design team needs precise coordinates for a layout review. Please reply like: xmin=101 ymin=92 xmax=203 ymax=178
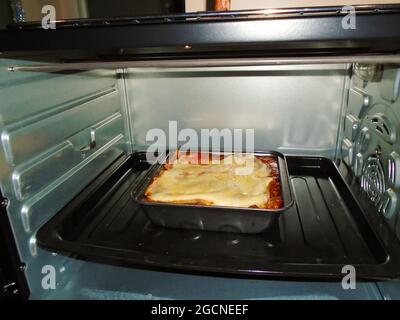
xmin=1 ymin=3 xmax=400 ymax=300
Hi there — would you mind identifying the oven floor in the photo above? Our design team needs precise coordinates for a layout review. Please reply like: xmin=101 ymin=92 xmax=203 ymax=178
xmin=44 ymin=259 xmax=384 ymax=300
xmin=37 ymin=153 xmax=400 ymax=279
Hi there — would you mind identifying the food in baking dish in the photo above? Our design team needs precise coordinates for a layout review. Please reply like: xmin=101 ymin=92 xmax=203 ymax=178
xmin=144 ymin=151 xmax=283 ymax=209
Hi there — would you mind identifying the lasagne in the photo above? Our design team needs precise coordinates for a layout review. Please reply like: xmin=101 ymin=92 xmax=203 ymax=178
xmin=144 ymin=151 xmax=282 ymax=209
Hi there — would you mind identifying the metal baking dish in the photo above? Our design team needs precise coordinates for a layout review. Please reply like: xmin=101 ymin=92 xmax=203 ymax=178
xmin=131 ymin=151 xmax=293 ymax=234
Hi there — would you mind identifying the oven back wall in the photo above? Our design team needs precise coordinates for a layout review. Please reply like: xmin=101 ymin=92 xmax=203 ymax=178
xmin=126 ymin=64 xmax=348 ymax=158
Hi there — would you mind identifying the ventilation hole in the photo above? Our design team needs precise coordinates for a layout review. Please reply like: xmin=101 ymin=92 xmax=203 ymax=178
xmin=361 ymin=156 xmax=386 ymax=204
xmin=382 ymin=123 xmax=390 ymax=135
xmin=376 ymin=198 xmax=383 ymax=211
xmin=383 ymin=197 xmax=390 ymax=213
xmin=375 ymin=125 xmax=383 ymax=134
xmin=369 ymin=115 xmax=394 ymax=142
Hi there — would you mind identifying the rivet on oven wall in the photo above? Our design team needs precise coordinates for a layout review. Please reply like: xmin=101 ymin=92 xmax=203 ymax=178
xmin=353 ymin=63 xmax=382 ymax=82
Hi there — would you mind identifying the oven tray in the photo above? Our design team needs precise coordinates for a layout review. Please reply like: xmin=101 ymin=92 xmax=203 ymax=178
xmin=36 ymin=152 xmax=400 ymax=280
xmin=131 ymin=151 xmax=293 ymax=234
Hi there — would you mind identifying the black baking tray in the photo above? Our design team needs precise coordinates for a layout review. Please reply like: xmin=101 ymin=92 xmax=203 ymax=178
xmin=36 ymin=152 xmax=400 ymax=280
xmin=131 ymin=151 xmax=293 ymax=234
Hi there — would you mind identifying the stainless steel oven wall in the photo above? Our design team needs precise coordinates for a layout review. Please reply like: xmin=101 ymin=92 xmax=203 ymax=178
xmin=125 ymin=64 xmax=349 ymax=158
xmin=341 ymin=64 xmax=400 ymax=240
xmin=0 ymin=59 xmax=129 ymax=298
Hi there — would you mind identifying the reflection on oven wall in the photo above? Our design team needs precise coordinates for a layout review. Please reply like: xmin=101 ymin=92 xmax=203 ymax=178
xmin=128 ymin=65 xmax=347 ymax=158
xmin=342 ymin=64 xmax=400 ymax=238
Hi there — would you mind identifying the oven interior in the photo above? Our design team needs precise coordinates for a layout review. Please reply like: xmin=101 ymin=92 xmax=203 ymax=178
xmin=1 ymin=58 xmax=400 ymax=299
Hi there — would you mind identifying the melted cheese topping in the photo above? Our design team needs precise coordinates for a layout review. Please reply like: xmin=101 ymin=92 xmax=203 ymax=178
xmin=145 ymin=154 xmax=275 ymax=208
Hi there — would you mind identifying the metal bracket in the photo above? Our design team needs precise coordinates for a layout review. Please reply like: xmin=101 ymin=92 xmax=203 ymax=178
xmin=80 ymin=129 xmax=97 ymax=153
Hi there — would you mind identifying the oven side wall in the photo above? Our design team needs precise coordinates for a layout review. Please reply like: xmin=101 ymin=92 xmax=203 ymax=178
xmin=340 ymin=65 xmax=400 ymax=299
xmin=341 ymin=65 xmax=400 ymax=241
xmin=0 ymin=59 xmax=129 ymax=298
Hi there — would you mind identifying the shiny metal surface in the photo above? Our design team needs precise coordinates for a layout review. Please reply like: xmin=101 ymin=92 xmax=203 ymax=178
xmin=343 ymin=65 xmax=400 ymax=237
xmin=47 ymin=260 xmax=384 ymax=300
xmin=8 ymin=55 xmax=400 ymax=72
xmin=380 ymin=67 xmax=400 ymax=103
xmin=388 ymin=151 xmax=400 ymax=189
xmin=361 ymin=155 xmax=386 ymax=204
xmin=353 ymin=63 xmax=383 ymax=82
xmin=2 ymin=89 xmax=120 ymax=165
xmin=1 ymin=56 xmax=399 ymax=299
xmin=348 ymin=87 xmax=370 ymax=116
xmin=126 ymin=64 xmax=348 ymax=157
xmin=0 ymin=58 xmax=128 ymax=297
